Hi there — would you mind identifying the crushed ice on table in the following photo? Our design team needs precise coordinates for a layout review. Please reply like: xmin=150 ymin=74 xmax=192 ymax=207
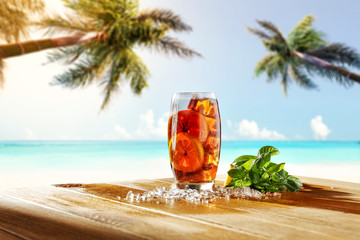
xmin=124 ymin=186 xmax=281 ymax=204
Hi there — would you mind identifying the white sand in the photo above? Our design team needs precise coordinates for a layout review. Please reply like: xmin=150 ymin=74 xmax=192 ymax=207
xmin=0 ymin=162 xmax=359 ymax=189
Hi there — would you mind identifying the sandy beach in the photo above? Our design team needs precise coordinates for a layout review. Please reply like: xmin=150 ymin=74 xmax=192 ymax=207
xmin=1 ymin=162 xmax=359 ymax=189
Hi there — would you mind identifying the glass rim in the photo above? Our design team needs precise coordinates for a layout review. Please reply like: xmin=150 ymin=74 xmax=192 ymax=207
xmin=172 ymin=92 xmax=217 ymax=98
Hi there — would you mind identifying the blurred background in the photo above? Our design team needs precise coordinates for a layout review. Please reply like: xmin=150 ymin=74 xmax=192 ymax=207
xmin=0 ymin=0 xmax=359 ymax=187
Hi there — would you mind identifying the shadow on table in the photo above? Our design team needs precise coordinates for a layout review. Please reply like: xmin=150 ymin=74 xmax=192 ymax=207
xmin=270 ymin=183 xmax=360 ymax=215
xmin=55 ymin=181 xmax=360 ymax=215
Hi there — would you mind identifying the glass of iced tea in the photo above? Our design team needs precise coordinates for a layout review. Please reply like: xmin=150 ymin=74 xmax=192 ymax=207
xmin=168 ymin=92 xmax=221 ymax=190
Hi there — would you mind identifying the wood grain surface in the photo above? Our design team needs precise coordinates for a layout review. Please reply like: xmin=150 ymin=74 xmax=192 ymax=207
xmin=0 ymin=176 xmax=359 ymax=240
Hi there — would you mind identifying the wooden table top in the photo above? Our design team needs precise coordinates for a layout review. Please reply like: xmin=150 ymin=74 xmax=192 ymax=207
xmin=0 ymin=176 xmax=359 ymax=240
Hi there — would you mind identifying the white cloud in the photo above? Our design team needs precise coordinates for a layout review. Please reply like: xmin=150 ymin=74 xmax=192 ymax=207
xmin=103 ymin=110 xmax=168 ymax=140
xmin=114 ymin=125 xmax=131 ymax=139
xmin=236 ymin=119 xmax=286 ymax=140
xmin=135 ymin=110 xmax=167 ymax=139
xmin=311 ymin=115 xmax=331 ymax=140
xmin=25 ymin=128 xmax=38 ymax=140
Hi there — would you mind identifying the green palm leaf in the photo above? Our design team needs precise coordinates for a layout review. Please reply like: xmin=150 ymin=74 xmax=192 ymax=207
xmin=289 ymin=64 xmax=317 ymax=89
xmin=136 ymin=9 xmax=192 ymax=32
xmin=38 ymin=0 xmax=200 ymax=110
xmin=308 ymin=43 xmax=360 ymax=69
xmin=0 ymin=0 xmax=44 ymax=43
xmin=47 ymin=46 xmax=87 ymax=64
xmin=256 ymin=20 xmax=286 ymax=43
xmin=150 ymin=36 xmax=202 ymax=58
xmin=245 ymin=27 xmax=270 ymax=40
xmin=37 ymin=13 xmax=96 ymax=36
xmin=254 ymin=54 xmax=276 ymax=77
xmin=281 ymin=64 xmax=289 ymax=96
xmin=248 ymin=14 xmax=360 ymax=94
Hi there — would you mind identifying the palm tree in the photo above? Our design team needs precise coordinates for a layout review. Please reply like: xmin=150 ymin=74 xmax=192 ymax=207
xmin=0 ymin=0 xmax=44 ymax=88
xmin=0 ymin=0 xmax=44 ymax=43
xmin=0 ymin=0 xmax=200 ymax=109
xmin=247 ymin=15 xmax=360 ymax=95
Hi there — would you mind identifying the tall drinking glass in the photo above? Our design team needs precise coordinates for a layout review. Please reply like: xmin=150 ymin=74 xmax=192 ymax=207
xmin=168 ymin=92 xmax=221 ymax=190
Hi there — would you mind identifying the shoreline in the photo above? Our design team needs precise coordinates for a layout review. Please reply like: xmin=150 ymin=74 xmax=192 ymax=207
xmin=0 ymin=162 xmax=359 ymax=189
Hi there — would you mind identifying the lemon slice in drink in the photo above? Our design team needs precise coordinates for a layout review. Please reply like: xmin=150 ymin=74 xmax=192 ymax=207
xmin=169 ymin=132 xmax=204 ymax=173
xmin=224 ymin=164 xmax=235 ymax=187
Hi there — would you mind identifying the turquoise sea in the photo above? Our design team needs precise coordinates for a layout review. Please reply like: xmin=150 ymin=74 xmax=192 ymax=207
xmin=1 ymin=141 xmax=359 ymax=172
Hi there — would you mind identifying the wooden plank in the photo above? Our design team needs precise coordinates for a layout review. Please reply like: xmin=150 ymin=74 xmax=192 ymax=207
xmin=0 ymin=229 xmax=22 ymax=240
xmin=0 ymin=193 xmax=144 ymax=240
xmin=0 ymin=176 xmax=359 ymax=240
xmin=74 ymin=177 xmax=360 ymax=240
xmin=1 ymin=186 xmax=259 ymax=240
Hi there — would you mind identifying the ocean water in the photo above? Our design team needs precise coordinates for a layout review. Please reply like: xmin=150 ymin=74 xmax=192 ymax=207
xmin=1 ymin=140 xmax=359 ymax=169
xmin=0 ymin=141 xmax=359 ymax=186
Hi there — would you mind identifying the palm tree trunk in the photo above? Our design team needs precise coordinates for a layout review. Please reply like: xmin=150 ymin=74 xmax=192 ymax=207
xmin=0 ymin=32 xmax=103 ymax=59
xmin=291 ymin=51 xmax=360 ymax=84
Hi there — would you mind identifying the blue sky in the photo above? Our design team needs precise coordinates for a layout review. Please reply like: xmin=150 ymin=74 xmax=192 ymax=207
xmin=0 ymin=0 xmax=359 ymax=141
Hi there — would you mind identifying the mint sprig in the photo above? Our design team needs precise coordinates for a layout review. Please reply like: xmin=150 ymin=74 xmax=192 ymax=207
xmin=226 ymin=146 xmax=302 ymax=192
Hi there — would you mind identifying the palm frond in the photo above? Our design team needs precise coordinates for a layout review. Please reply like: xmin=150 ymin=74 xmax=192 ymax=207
xmin=36 ymin=13 xmax=96 ymax=36
xmin=288 ymin=15 xmax=314 ymax=39
xmin=280 ymin=64 xmax=289 ymax=96
xmin=308 ymin=43 xmax=360 ymax=69
xmin=53 ymin=47 xmax=111 ymax=88
xmin=149 ymin=36 xmax=202 ymax=58
xmin=38 ymin=0 xmax=200 ymax=111
xmin=287 ymin=15 xmax=326 ymax=52
xmin=264 ymin=55 xmax=284 ymax=82
xmin=289 ymin=29 xmax=326 ymax=52
xmin=303 ymin=61 xmax=354 ymax=87
xmin=47 ymin=46 xmax=87 ymax=64
xmin=0 ymin=0 xmax=44 ymax=42
xmin=289 ymin=64 xmax=317 ymax=89
xmin=245 ymin=26 xmax=271 ymax=40
xmin=262 ymin=39 xmax=290 ymax=56
xmin=62 ymin=0 xmax=138 ymax=25
xmin=254 ymin=53 xmax=276 ymax=76
xmin=53 ymin=59 xmax=99 ymax=88
xmin=256 ymin=20 xmax=286 ymax=43
xmin=101 ymin=59 xmax=121 ymax=110
xmin=10 ymin=0 xmax=44 ymax=10
xmin=100 ymin=49 xmax=149 ymax=109
xmin=136 ymin=9 xmax=192 ymax=32
xmin=123 ymin=50 xmax=149 ymax=94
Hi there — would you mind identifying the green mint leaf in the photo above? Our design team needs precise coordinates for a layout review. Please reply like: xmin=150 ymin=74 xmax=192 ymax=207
xmin=229 ymin=145 xmax=302 ymax=193
xmin=242 ymin=159 xmax=257 ymax=170
xmin=273 ymin=182 xmax=286 ymax=190
xmin=267 ymin=186 xmax=280 ymax=192
xmin=234 ymin=178 xmax=252 ymax=187
xmin=258 ymin=146 xmax=280 ymax=157
xmin=268 ymin=163 xmax=285 ymax=174
xmin=232 ymin=155 xmax=257 ymax=165
xmin=276 ymin=169 xmax=286 ymax=178
xmin=227 ymin=168 xmax=243 ymax=179
xmin=285 ymin=179 xmax=300 ymax=192
xmin=287 ymin=175 xmax=303 ymax=188
xmin=260 ymin=172 xmax=270 ymax=181
xmin=252 ymin=153 xmax=271 ymax=170
xmin=271 ymin=174 xmax=281 ymax=182
xmin=266 ymin=162 xmax=277 ymax=169
xmin=249 ymin=171 xmax=260 ymax=184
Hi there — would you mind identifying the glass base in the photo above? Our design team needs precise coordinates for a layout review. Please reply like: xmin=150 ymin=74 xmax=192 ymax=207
xmin=176 ymin=181 xmax=214 ymax=191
